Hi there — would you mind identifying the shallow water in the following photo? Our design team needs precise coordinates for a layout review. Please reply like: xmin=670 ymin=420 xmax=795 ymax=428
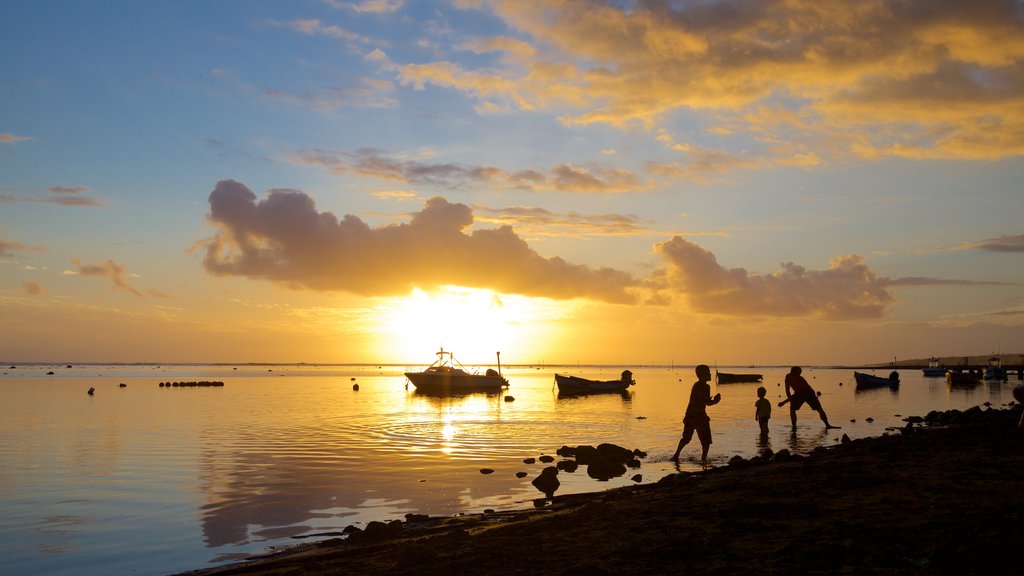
xmin=0 ymin=363 xmax=1017 ymax=575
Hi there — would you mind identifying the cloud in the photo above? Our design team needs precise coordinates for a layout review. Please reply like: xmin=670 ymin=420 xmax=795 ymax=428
xmin=0 ymin=238 xmax=46 ymax=257
xmin=406 ymin=0 xmax=1024 ymax=162
xmin=198 ymin=179 xmax=640 ymax=303
xmin=0 ymin=185 xmax=102 ymax=207
xmin=66 ymin=259 xmax=145 ymax=297
xmin=0 ymin=133 xmax=32 ymax=144
xmin=263 ymin=78 xmax=398 ymax=111
xmin=474 ymin=205 xmax=649 ymax=238
xmin=22 ymin=281 xmax=44 ymax=296
xmin=919 ymin=233 xmax=1024 ymax=253
xmin=290 ymin=147 xmax=650 ymax=193
xmin=320 ymin=0 xmax=404 ymax=12
xmin=266 ymin=18 xmax=379 ymax=48
xmin=886 ymin=277 xmax=1014 ymax=287
xmin=49 ymin=186 xmax=89 ymax=194
xmin=974 ymin=234 xmax=1024 ymax=253
xmin=653 ymin=237 xmax=896 ymax=319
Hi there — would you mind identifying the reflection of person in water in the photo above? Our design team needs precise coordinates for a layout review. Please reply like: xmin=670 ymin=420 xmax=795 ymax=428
xmin=671 ymin=364 xmax=721 ymax=467
xmin=754 ymin=386 xmax=771 ymax=439
xmin=781 ymin=366 xmax=839 ymax=430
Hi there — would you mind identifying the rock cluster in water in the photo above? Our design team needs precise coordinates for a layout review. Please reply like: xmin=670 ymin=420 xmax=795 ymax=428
xmin=518 ymin=442 xmax=647 ymax=498
xmin=158 ymin=381 xmax=225 ymax=387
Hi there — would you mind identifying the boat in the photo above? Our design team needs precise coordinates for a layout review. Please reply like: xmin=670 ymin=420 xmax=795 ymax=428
xmin=947 ymin=369 xmax=982 ymax=386
xmin=853 ymin=370 xmax=900 ymax=388
xmin=984 ymin=356 xmax=1007 ymax=381
xmin=404 ymin=349 xmax=508 ymax=393
xmin=554 ymin=370 xmax=635 ymax=394
xmin=921 ymin=357 xmax=947 ymax=377
xmin=715 ymin=371 xmax=763 ymax=384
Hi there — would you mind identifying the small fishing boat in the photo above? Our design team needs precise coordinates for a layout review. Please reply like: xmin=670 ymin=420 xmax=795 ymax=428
xmin=404 ymin=348 xmax=508 ymax=393
xmin=946 ymin=368 xmax=982 ymax=387
xmin=554 ymin=370 xmax=634 ymax=394
xmin=854 ymin=370 xmax=900 ymax=388
xmin=715 ymin=371 xmax=763 ymax=384
xmin=984 ymin=356 xmax=1007 ymax=381
xmin=921 ymin=357 xmax=947 ymax=377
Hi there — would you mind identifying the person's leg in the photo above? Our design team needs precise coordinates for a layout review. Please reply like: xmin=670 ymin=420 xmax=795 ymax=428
xmin=700 ymin=443 xmax=710 ymax=467
xmin=789 ymin=405 xmax=797 ymax=428
xmin=818 ymin=407 xmax=840 ymax=429
xmin=672 ymin=437 xmax=689 ymax=461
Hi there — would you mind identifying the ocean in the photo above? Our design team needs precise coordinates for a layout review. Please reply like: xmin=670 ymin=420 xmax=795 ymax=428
xmin=1 ymin=363 xmax=1017 ymax=575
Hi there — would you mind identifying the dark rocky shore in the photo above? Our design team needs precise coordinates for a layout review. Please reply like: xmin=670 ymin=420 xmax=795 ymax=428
xmin=178 ymin=404 xmax=1024 ymax=576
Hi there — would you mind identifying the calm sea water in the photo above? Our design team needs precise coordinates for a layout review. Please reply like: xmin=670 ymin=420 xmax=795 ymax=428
xmin=1 ymin=363 xmax=1018 ymax=575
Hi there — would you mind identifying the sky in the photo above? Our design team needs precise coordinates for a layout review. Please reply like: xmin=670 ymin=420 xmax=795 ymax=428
xmin=2 ymin=0 xmax=1023 ymax=366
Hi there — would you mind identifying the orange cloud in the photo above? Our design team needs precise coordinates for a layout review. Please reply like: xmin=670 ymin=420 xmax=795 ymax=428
xmin=404 ymin=0 xmax=1024 ymax=161
xmin=199 ymin=180 xmax=641 ymax=302
xmin=67 ymin=259 xmax=145 ymax=297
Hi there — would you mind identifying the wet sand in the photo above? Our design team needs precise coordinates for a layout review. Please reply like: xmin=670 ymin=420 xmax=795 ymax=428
xmin=178 ymin=405 xmax=1024 ymax=576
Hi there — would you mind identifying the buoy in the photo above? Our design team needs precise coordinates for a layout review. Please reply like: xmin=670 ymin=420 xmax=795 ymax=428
xmin=352 ymin=383 xmax=359 ymax=391
xmin=87 ymin=387 xmax=95 ymax=396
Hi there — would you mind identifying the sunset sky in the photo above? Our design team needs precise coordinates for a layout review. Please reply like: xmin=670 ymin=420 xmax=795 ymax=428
xmin=2 ymin=0 xmax=1023 ymax=366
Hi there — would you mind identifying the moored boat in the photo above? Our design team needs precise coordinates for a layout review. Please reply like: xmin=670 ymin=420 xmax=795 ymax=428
xmin=854 ymin=370 xmax=900 ymax=388
xmin=715 ymin=371 xmax=763 ymax=384
xmin=922 ymin=357 xmax=947 ymax=377
xmin=947 ymin=368 xmax=982 ymax=386
xmin=554 ymin=370 xmax=634 ymax=394
xmin=404 ymin=349 xmax=508 ymax=393
xmin=984 ymin=356 xmax=1007 ymax=381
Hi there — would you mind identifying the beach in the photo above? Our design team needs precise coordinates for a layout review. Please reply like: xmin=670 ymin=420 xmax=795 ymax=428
xmin=179 ymin=404 xmax=1024 ymax=575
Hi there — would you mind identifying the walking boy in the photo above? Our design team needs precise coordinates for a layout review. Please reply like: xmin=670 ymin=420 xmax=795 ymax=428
xmin=671 ymin=364 xmax=721 ymax=467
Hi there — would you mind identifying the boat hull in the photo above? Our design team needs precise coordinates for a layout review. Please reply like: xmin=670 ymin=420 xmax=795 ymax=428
xmin=947 ymin=371 xmax=982 ymax=386
xmin=922 ymin=367 xmax=947 ymax=377
xmin=554 ymin=374 xmax=632 ymax=394
xmin=853 ymin=371 xmax=900 ymax=388
xmin=716 ymin=372 xmax=763 ymax=384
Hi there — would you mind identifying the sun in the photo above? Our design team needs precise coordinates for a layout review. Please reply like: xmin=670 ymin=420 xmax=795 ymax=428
xmin=374 ymin=286 xmax=566 ymax=366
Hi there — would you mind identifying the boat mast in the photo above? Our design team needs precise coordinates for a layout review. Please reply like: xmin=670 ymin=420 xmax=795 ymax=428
xmin=496 ymin=351 xmax=502 ymax=376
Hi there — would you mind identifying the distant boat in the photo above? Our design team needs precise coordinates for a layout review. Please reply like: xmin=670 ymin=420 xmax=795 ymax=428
xmin=922 ymin=357 xmax=947 ymax=377
xmin=854 ymin=370 xmax=900 ymax=389
xmin=715 ymin=371 xmax=763 ymax=384
xmin=947 ymin=367 xmax=982 ymax=387
xmin=984 ymin=356 xmax=1007 ymax=381
xmin=404 ymin=349 xmax=508 ymax=393
xmin=554 ymin=370 xmax=634 ymax=394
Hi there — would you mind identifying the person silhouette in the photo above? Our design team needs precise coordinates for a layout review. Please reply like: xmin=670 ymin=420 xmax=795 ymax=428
xmin=755 ymin=386 xmax=771 ymax=439
xmin=781 ymin=366 xmax=839 ymax=430
xmin=671 ymin=364 xmax=721 ymax=467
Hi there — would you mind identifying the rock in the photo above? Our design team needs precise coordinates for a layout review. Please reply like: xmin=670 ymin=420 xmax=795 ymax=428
xmin=352 ymin=384 xmax=359 ymax=390
xmin=480 ymin=468 xmax=495 ymax=475
xmin=531 ymin=467 xmax=560 ymax=496
xmin=865 ymin=417 xmax=874 ymax=423
xmin=556 ymin=460 xmax=578 ymax=473
xmin=342 ymin=524 xmax=362 ymax=534
xmin=523 ymin=457 xmax=536 ymax=464
xmin=586 ymin=457 xmax=626 ymax=481
xmin=728 ymin=455 xmax=746 ymax=467
xmin=771 ymin=449 xmax=792 ymax=462
xmin=119 ymin=383 xmax=127 ymax=388
xmin=596 ymin=443 xmax=633 ymax=463
xmin=87 ymin=387 xmax=95 ymax=396
xmin=841 ymin=434 xmax=852 ymax=443
xmin=404 ymin=513 xmax=430 ymax=523
xmin=539 ymin=455 xmax=555 ymax=463
xmin=631 ymin=474 xmax=642 ymax=483
xmin=504 ymin=395 xmax=515 ymax=402
xmin=632 ymin=449 xmax=647 ymax=459
xmin=625 ymin=458 xmax=642 ymax=469
xmin=360 ymin=520 xmax=403 ymax=541
xmin=515 ymin=471 xmax=528 ymax=478
xmin=556 ymin=446 xmax=576 ymax=457
xmin=905 ymin=415 xmax=924 ymax=424
xmin=573 ymin=445 xmax=600 ymax=465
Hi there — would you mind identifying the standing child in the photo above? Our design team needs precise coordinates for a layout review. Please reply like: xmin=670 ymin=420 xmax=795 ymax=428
xmin=754 ymin=386 xmax=771 ymax=439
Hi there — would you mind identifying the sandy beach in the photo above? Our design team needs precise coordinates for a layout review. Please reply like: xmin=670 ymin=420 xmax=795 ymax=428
xmin=178 ymin=404 xmax=1024 ymax=576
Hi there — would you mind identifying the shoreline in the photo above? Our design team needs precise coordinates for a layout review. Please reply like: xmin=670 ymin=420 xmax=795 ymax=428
xmin=177 ymin=404 xmax=1024 ymax=576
